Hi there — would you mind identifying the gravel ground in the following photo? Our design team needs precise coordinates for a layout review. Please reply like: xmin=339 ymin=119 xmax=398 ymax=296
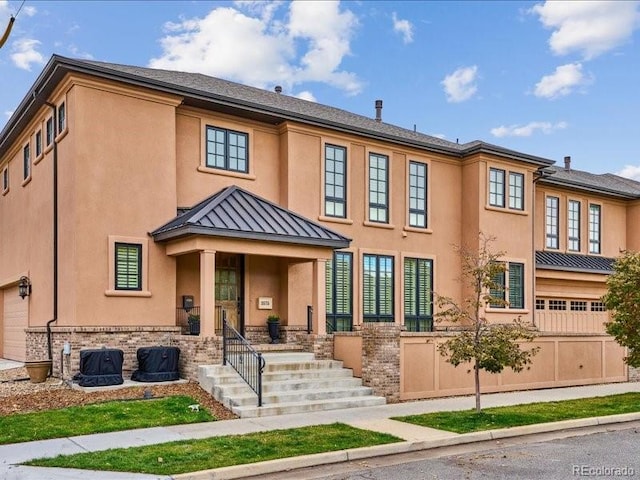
xmin=0 ymin=366 xmax=237 ymax=420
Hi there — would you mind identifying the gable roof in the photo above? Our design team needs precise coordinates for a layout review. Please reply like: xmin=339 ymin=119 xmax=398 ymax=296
xmin=535 ymin=250 xmax=615 ymax=274
xmin=1 ymin=55 xmax=553 ymax=168
xmin=539 ymin=166 xmax=640 ymax=199
xmin=152 ymin=185 xmax=351 ymax=249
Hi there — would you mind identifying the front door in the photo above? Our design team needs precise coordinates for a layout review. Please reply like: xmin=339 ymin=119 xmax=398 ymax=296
xmin=215 ymin=253 xmax=243 ymax=335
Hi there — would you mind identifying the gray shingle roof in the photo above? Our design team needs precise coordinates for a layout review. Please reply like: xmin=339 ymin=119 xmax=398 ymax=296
xmin=536 ymin=251 xmax=615 ymax=274
xmin=540 ymin=166 xmax=640 ymax=199
xmin=152 ymin=185 xmax=351 ymax=249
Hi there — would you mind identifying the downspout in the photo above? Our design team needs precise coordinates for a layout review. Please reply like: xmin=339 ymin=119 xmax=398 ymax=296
xmin=532 ymin=167 xmax=553 ymax=329
xmin=44 ymin=101 xmax=58 ymax=366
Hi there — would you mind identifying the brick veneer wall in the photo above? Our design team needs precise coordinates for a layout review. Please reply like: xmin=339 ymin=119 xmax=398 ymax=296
xmin=26 ymin=327 xmax=221 ymax=381
xmin=361 ymin=323 xmax=401 ymax=403
xmin=630 ymin=365 xmax=640 ymax=382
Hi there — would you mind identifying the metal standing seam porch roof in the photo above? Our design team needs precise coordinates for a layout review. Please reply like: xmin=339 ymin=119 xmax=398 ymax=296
xmin=151 ymin=185 xmax=351 ymax=249
xmin=535 ymin=250 xmax=615 ymax=274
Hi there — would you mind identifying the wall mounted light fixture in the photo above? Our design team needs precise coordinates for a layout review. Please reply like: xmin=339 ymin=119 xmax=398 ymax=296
xmin=18 ymin=276 xmax=31 ymax=299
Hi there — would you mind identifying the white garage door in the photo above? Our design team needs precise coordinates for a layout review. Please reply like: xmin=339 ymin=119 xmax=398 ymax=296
xmin=3 ymin=286 xmax=28 ymax=361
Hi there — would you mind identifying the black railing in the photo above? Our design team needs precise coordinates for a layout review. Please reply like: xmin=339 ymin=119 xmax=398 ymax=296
xmin=307 ymin=305 xmax=313 ymax=334
xmin=176 ymin=306 xmax=201 ymax=335
xmin=223 ymin=318 xmax=266 ymax=406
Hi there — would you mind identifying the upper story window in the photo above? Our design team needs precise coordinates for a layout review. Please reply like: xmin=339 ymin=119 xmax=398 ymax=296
xmin=35 ymin=130 xmax=42 ymax=157
xmin=589 ymin=204 xmax=601 ymax=254
xmin=546 ymin=196 xmax=559 ymax=249
xmin=57 ymin=102 xmax=66 ymax=134
xmin=46 ymin=117 xmax=54 ymax=146
xmin=114 ymin=242 xmax=142 ymax=291
xmin=489 ymin=168 xmax=505 ymax=207
xmin=1 ymin=166 xmax=8 ymax=194
xmin=23 ymin=144 xmax=30 ymax=181
xmin=325 ymin=251 xmax=353 ymax=332
xmin=490 ymin=262 xmax=524 ymax=309
xmin=408 ymin=161 xmax=427 ymax=228
xmin=568 ymin=200 xmax=581 ymax=252
xmin=368 ymin=153 xmax=389 ymax=223
xmin=324 ymin=144 xmax=347 ymax=218
xmin=508 ymin=172 xmax=524 ymax=210
xmin=363 ymin=254 xmax=394 ymax=322
xmin=205 ymin=125 xmax=248 ymax=173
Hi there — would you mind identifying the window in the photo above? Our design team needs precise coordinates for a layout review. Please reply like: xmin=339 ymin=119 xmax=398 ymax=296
xmin=205 ymin=125 xmax=248 ymax=173
xmin=114 ymin=243 xmax=142 ymax=290
xmin=23 ymin=144 xmax=30 ymax=181
xmin=368 ymin=153 xmax=389 ymax=223
xmin=404 ymin=257 xmax=433 ymax=331
xmin=57 ymin=102 xmax=66 ymax=134
xmin=489 ymin=168 xmax=505 ymax=207
xmin=535 ymin=298 xmax=545 ymax=310
xmin=508 ymin=172 xmax=524 ymax=210
xmin=548 ymin=300 xmax=567 ymax=311
xmin=589 ymin=204 xmax=601 ymax=254
xmin=324 ymin=144 xmax=347 ymax=218
xmin=490 ymin=262 xmax=524 ymax=309
xmin=363 ymin=254 xmax=393 ymax=322
xmin=408 ymin=161 xmax=427 ymax=228
xmin=570 ymin=301 xmax=587 ymax=311
xmin=568 ymin=200 xmax=581 ymax=252
xmin=1 ymin=166 xmax=8 ymax=193
xmin=591 ymin=301 xmax=606 ymax=312
xmin=46 ymin=117 xmax=54 ymax=146
xmin=35 ymin=130 xmax=42 ymax=157
xmin=325 ymin=252 xmax=353 ymax=332
xmin=546 ymin=196 xmax=559 ymax=249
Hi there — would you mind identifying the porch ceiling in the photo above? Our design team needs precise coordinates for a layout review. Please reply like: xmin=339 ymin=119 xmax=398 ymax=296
xmin=152 ymin=185 xmax=351 ymax=249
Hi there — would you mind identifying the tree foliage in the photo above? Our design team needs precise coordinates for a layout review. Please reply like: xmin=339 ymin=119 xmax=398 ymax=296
xmin=602 ymin=251 xmax=640 ymax=367
xmin=436 ymin=233 xmax=539 ymax=413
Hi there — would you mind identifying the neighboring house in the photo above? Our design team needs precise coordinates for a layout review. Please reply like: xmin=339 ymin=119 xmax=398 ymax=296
xmin=0 ymin=55 xmax=635 ymax=399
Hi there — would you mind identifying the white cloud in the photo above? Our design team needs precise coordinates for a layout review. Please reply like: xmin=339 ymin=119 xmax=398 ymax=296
xmin=295 ymin=90 xmax=316 ymax=102
xmin=149 ymin=1 xmax=362 ymax=96
xmin=533 ymin=62 xmax=588 ymax=99
xmin=490 ymin=121 xmax=568 ymax=138
xmin=67 ymin=44 xmax=94 ymax=60
xmin=441 ymin=66 xmax=478 ymax=103
xmin=0 ymin=1 xmax=10 ymax=18
xmin=4 ymin=110 xmax=13 ymax=119
xmin=531 ymin=1 xmax=640 ymax=60
xmin=617 ymin=165 xmax=640 ymax=181
xmin=22 ymin=5 xmax=36 ymax=16
xmin=10 ymin=38 xmax=45 ymax=71
xmin=392 ymin=12 xmax=414 ymax=44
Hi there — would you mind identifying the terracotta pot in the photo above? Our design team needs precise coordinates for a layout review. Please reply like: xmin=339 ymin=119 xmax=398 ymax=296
xmin=25 ymin=360 xmax=52 ymax=383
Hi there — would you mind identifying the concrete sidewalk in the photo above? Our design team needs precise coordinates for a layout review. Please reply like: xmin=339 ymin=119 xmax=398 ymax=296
xmin=2 ymin=382 xmax=640 ymax=480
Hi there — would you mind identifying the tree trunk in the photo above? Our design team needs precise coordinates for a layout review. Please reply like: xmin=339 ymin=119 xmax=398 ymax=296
xmin=474 ymin=359 xmax=481 ymax=413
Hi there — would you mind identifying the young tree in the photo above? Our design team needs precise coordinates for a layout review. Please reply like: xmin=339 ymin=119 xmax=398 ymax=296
xmin=602 ymin=251 xmax=640 ymax=368
xmin=436 ymin=233 xmax=539 ymax=413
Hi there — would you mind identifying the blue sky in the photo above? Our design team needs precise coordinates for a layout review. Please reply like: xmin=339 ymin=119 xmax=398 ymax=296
xmin=1 ymin=1 xmax=639 ymax=178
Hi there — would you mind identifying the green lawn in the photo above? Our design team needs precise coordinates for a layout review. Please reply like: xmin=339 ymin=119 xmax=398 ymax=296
xmin=393 ymin=392 xmax=640 ymax=433
xmin=26 ymin=423 xmax=401 ymax=475
xmin=0 ymin=396 xmax=213 ymax=444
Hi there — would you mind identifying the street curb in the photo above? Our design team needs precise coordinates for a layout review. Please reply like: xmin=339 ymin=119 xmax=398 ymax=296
xmin=171 ymin=413 xmax=640 ymax=480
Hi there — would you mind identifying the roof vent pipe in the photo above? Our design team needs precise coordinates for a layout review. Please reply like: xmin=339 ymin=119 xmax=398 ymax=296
xmin=275 ymin=85 xmax=282 ymax=94
xmin=375 ymin=99 xmax=383 ymax=122
xmin=564 ymin=156 xmax=571 ymax=170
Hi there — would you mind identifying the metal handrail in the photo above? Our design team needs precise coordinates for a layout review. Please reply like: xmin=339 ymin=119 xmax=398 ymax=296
xmin=222 ymin=317 xmax=265 ymax=406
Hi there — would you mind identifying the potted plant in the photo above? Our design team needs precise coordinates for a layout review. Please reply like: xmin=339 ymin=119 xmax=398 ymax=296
xmin=267 ymin=314 xmax=280 ymax=344
xmin=25 ymin=359 xmax=52 ymax=383
xmin=187 ymin=314 xmax=200 ymax=335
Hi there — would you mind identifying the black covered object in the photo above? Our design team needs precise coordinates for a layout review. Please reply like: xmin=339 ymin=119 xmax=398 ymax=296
xmin=131 ymin=346 xmax=180 ymax=382
xmin=75 ymin=348 xmax=124 ymax=387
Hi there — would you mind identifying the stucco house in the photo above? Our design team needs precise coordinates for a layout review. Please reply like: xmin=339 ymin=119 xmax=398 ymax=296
xmin=0 ymin=55 xmax=636 ymax=405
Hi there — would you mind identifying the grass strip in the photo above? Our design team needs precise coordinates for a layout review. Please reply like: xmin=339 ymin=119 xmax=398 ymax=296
xmin=26 ymin=423 xmax=401 ymax=475
xmin=0 ymin=396 xmax=213 ymax=444
xmin=393 ymin=392 xmax=640 ymax=433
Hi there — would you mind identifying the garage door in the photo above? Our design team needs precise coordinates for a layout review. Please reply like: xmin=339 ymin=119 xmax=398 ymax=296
xmin=2 ymin=286 xmax=28 ymax=361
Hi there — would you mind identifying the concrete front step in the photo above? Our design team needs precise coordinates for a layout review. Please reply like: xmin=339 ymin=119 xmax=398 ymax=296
xmin=232 ymin=395 xmax=387 ymax=418
xmin=198 ymin=354 xmax=387 ymax=418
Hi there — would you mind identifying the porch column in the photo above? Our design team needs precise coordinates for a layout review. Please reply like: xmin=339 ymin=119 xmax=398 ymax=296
xmin=312 ymin=258 xmax=327 ymax=335
xmin=200 ymin=250 xmax=216 ymax=338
